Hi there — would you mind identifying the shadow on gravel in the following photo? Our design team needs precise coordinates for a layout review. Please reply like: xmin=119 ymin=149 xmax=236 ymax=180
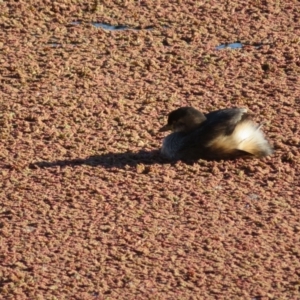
xmin=29 ymin=150 xmax=171 ymax=170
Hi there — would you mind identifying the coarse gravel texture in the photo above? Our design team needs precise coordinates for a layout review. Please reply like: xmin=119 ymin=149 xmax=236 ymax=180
xmin=1 ymin=1 xmax=300 ymax=299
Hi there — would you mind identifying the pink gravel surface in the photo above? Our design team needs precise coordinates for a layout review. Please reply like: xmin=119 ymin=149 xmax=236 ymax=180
xmin=1 ymin=1 xmax=300 ymax=299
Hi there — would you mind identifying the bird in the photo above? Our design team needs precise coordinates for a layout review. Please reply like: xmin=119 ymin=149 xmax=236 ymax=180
xmin=159 ymin=106 xmax=273 ymax=161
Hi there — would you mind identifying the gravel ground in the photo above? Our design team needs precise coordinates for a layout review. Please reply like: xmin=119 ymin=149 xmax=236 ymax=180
xmin=1 ymin=1 xmax=300 ymax=299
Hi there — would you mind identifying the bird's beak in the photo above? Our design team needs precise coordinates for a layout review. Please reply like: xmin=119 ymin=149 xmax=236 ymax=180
xmin=159 ymin=124 xmax=172 ymax=132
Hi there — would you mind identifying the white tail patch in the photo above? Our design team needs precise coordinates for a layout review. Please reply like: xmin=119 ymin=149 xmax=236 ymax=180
xmin=209 ymin=120 xmax=273 ymax=157
xmin=234 ymin=121 xmax=272 ymax=156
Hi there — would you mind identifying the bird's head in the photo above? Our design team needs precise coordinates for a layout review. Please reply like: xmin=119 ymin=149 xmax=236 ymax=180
xmin=159 ymin=107 xmax=206 ymax=133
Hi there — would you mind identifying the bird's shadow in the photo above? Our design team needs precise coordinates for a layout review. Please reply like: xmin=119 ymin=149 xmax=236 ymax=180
xmin=29 ymin=150 xmax=173 ymax=170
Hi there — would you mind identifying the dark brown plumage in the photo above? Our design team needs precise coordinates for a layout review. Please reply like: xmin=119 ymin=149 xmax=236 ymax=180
xmin=159 ymin=106 xmax=273 ymax=161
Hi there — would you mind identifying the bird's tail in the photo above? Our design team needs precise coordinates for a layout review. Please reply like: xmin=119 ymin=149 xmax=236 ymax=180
xmin=233 ymin=120 xmax=273 ymax=157
xmin=209 ymin=120 xmax=273 ymax=158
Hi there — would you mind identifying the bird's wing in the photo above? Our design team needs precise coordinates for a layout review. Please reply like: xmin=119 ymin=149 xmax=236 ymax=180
xmin=204 ymin=108 xmax=248 ymax=135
